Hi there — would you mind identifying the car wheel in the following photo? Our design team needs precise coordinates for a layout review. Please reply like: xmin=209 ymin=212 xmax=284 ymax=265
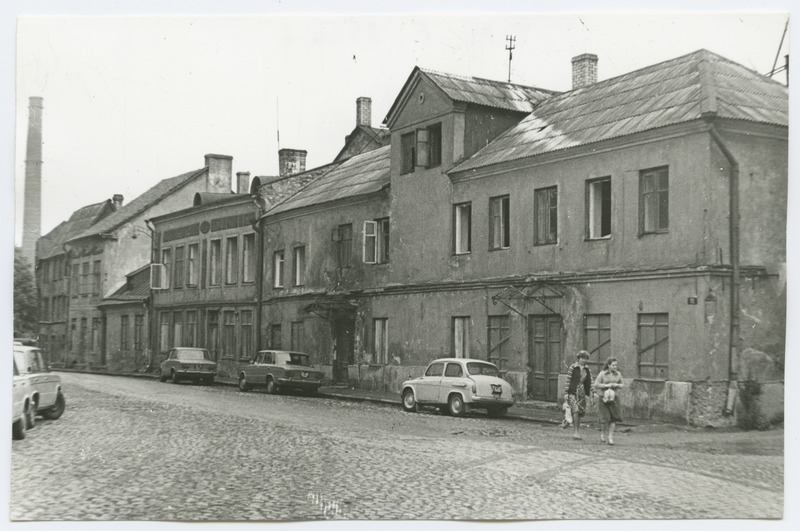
xmin=401 ymin=389 xmax=417 ymax=412
xmin=12 ymin=417 xmax=26 ymax=440
xmin=170 ymin=370 xmax=180 ymax=384
xmin=42 ymin=391 xmax=66 ymax=420
xmin=26 ymin=401 xmax=37 ymax=429
xmin=448 ymin=394 xmax=465 ymax=417
xmin=266 ymin=377 xmax=277 ymax=394
xmin=238 ymin=374 xmax=249 ymax=392
xmin=158 ymin=369 xmax=167 ymax=383
xmin=487 ymin=406 xmax=508 ymax=419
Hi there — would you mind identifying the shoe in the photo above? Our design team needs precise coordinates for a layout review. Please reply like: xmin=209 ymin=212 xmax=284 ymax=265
xmin=600 ymin=433 xmax=606 ymax=442
xmin=573 ymin=434 xmax=582 ymax=440
xmin=608 ymin=437 xmax=614 ymax=445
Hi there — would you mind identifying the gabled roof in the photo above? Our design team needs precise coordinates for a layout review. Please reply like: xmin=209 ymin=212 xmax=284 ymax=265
xmin=384 ymin=66 xmax=558 ymax=127
xmin=97 ymin=264 xmax=150 ymax=306
xmin=334 ymin=125 xmax=391 ymax=162
xmin=453 ymin=49 xmax=788 ymax=173
xmin=68 ymin=167 xmax=207 ymax=242
xmin=268 ymin=145 xmax=390 ymax=215
xmin=37 ymin=200 xmax=115 ymax=260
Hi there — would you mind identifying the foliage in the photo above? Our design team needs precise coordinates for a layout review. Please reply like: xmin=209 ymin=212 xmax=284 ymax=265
xmin=14 ymin=247 xmax=38 ymax=338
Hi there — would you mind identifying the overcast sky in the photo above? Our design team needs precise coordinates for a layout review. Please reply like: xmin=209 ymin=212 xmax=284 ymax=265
xmin=8 ymin=4 xmax=792 ymax=243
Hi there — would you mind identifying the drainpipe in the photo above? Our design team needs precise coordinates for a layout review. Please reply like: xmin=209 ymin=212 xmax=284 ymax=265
xmin=252 ymin=199 xmax=266 ymax=351
xmin=704 ymin=114 xmax=740 ymax=416
xmin=145 ymin=219 xmax=157 ymax=371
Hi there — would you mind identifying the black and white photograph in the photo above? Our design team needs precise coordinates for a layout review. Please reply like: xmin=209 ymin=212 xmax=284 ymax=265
xmin=3 ymin=1 xmax=796 ymax=529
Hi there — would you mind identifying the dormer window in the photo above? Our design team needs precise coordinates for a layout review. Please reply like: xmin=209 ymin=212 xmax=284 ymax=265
xmin=401 ymin=123 xmax=442 ymax=174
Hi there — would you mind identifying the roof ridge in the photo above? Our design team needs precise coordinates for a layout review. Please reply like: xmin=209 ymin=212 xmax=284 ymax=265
xmin=419 ymin=66 xmax=555 ymax=93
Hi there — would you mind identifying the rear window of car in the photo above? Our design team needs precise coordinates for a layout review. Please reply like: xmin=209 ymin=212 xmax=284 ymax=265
xmin=425 ymin=362 xmax=444 ymax=377
xmin=287 ymin=353 xmax=311 ymax=366
xmin=176 ymin=349 xmax=212 ymax=361
xmin=466 ymin=362 xmax=500 ymax=377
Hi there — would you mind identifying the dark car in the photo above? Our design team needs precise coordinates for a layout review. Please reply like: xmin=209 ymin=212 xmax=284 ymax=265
xmin=237 ymin=350 xmax=324 ymax=395
xmin=159 ymin=348 xmax=216 ymax=385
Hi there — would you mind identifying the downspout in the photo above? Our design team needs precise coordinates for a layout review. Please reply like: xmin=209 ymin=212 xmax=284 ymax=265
xmin=145 ymin=219 xmax=157 ymax=371
xmin=252 ymin=199 xmax=266 ymax=352
xmin=704 ymin=114 xmax=741 ymax=416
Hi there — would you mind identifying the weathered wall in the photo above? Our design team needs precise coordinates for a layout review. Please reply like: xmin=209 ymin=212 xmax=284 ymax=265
xmin=102 ymin=303 xmax=149 ymax=373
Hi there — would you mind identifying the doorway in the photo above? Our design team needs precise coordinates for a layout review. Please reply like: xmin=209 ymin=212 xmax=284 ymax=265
xmin=527 ymin=315 xmax=562 ymax=401
xmin=332 ymin=318 xmax=354 ymax=384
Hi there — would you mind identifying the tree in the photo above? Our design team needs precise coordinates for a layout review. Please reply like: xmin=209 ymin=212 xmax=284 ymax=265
xmin=14 ymin=247 xmax=38 ymax=338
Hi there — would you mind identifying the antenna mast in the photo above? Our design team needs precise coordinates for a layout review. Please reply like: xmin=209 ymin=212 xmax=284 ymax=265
xmin=276 ymin=96 xmax=281 ymax=149
xmin=505 ymin=35 xmax=516 ymax=83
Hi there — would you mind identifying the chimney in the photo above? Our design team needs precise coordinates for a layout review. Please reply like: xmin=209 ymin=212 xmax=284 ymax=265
xmin=22 ymin=96 xmax=43 ymax=266
xmin=112 ymin=194 xmax=124 ymax=208
xmin=278 ymin=148 xmax=307 ymax=177
xmin=204 ymin=153 xmax=233 ymax=193
xmin=236 ymin=171 xmax=251 ymax=194
xmin=356 ymin=97 xmax=372 ymax=127
xmin=571 ymin=53 xmax=598 ymax=89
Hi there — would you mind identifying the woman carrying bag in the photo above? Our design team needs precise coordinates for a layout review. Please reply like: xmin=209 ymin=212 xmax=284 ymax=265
xmin=594 ymin=357 xmax=625 ymax=445
xmin=563 ymin=350 xmax=593 ymax=440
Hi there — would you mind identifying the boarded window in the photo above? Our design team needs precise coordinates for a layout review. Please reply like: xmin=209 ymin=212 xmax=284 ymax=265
xmin=583 ymin=314 xmax=611 ymax=373
xmin=487 ymin=315 xmax=510 ymax=369
xmin=638 ymin=313 xmax=669 ymax=379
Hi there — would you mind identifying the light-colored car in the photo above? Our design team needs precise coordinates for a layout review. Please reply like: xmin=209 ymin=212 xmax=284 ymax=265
xmin=238 ymin=350 xmax=324 ymax=395
xmin=401 ymin=358 xmax=514 ymax=417
xmin=159 ymin=348 xmax=216 ymax=384
xmin=13 ymin=346 xmax=67 ymax=430
xmin=12 ymin=357 xmax=34 ymax=440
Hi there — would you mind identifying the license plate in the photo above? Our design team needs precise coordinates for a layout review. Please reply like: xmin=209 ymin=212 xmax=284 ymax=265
xmin=491 ymin=384 xmax=502 ymax=396
xmin=301 ymin=372 xmax=308 ymax=378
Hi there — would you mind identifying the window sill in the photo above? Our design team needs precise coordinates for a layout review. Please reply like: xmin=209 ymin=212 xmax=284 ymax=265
xmin=488 ymin=247 xmax=510 ymax=252
xmin=533 ymin=242 xmax=557 ymax=247
xmin=585 ymin=236 xmax=612 ymax=242
xmin=639 ymin=230 xmax=669 ymax=237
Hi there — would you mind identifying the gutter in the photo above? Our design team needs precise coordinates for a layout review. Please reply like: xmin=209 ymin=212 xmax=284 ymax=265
xmin=703 ymin=114 xmax=741 ymax=416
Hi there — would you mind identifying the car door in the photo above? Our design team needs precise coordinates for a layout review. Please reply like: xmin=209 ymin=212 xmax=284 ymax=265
xmin=415 ymin=362 xmax=444 ymax=403
xmin=33 ymin=350 xmax=58 ymax=408
xmin=438 ymin=362 xmax=468 ymax=403
xmin=24 ymin=350 xmax=53 ymax=408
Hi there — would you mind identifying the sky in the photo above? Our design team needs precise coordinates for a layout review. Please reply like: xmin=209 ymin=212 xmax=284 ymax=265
xmin=1 ymin=2 xmax=798 ymax=531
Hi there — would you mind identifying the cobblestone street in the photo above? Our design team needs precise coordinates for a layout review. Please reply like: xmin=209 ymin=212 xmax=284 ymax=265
xmin=10 ymin=373 xmax=784 ymax=521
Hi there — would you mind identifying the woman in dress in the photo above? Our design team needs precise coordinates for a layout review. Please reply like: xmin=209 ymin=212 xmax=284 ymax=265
xmin=563 ymin=350 xmax=593 ymax=440
xmin=594 ymin=357 xmax=624 ymax=445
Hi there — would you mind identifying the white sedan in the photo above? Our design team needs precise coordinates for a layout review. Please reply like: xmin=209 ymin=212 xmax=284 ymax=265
xmin=401 ymin=358 xmax=514 ymax=418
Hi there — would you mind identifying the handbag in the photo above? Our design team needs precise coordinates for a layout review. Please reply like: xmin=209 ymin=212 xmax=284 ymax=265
xmin=602 ymin=388 xmax=616 ymax=403
xmin=562 ymin=401 xmax=573 ymax=424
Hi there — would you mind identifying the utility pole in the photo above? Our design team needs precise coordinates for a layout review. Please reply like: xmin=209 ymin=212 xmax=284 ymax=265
xmin=505 ymin=35 xmax=516 ymax=83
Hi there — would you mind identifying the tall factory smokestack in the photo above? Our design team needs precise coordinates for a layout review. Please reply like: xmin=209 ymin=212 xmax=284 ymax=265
xmin=22 ymin=96 xmax=43 ymax=267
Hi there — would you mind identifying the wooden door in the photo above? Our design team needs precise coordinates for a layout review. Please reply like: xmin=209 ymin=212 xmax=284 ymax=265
xmin=527 ymin=315 xmax=562 ymax=401
xmin=333 ymin=319 xmax=354 ymax=384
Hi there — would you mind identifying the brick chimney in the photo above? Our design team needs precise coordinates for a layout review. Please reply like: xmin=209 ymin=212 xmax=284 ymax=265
xmin=278 ymin=149 xmax=307 ymax=177
xmin=571 ymin=53 xmax=598 ymax=89
xmin=22 ymin=96 xmax=43 ymax=266
xmin=236 ymin=171 xmax=251 ymax=194
xmin=112 ymin=194 xmax=124 ymax=208
xmin=356 ymin=97 xmax=372 ymax=127
xmin=204 ymin=153 xmax=233 ymax=193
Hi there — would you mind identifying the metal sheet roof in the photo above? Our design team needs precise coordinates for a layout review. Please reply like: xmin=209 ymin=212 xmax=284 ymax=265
xmin=36 ymin=200 xmax=115 ymax=259
xmin=268 ymin=145 xmax=391 ymax=215
xmin=452 ymin=50 xmax=788 ymax=174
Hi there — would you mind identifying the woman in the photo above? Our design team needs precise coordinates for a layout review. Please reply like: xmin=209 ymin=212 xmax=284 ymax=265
xmin=563 ymin=350 xmax=593 ymax=440
xmin=594 ymin=357 xmax=624 ymax=445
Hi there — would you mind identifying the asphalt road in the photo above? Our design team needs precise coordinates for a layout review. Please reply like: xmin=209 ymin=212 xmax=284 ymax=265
xmin=10 ymin=372 xmax=784 ymax=521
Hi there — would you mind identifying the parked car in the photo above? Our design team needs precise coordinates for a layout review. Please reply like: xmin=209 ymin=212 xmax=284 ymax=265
xmin=12 ymin=357 xmax=34 ymax=440
xmin=237 ymin=350 xmax=324 ymax=395
xmin=401 ymin=358 xmax=514 ymax=417
xmin=159 ymin=348 xmax=216 ymax=384
xmin=12 ymin=346 xmax=67 ymax=429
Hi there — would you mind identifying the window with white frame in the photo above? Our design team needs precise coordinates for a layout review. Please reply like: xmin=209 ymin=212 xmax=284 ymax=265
xmin=161 ymin=249 xmax=171 ymax=289
xmin=273 ymin=250 xmax=285 ymax=288
xmin=293 ymin=246 xmax=305 ymax=286
xmin=225 ymin=236 xmax=238 ymax=284
xmin=453 ymin=202 xmax=471 ymax=254
xmin=242 ymin=233 xmax=255 ymax=283
xmin=373 ymin=318 xmax=389 ymax=364
xmin=187 ymin=243 xmax=199 ymax=286
xmin=363 ymin=218 xmax=389 ymax=264
xmin=173 ymin=246 xmax=185 ymax=288
xmin=210 ymin=239 xmax=222 ymax=285
xmin=452 ymin=316 xmax=471 ymax=358
xmin=586 ymin=177 xmax=611 ymax=239
xmin=489 ymin=195 xmax=510 ymax=250
xmin=534 ymin=186 xmax=558 ymax=245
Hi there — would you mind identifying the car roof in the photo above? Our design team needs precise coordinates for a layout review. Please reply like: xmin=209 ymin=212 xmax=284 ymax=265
xmin=173 ymin=347 xmax=209 ymax=351
xmin=258 ymin=350 xmax=309 ymax=356
xmin=428 ymin=358 xmax=494 ymax=364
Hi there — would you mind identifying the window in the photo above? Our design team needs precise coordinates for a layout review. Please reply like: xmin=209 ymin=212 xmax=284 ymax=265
xmin=222 ymin=311 xmax=236 ymax=358
xmin=71 ymin=263 xmax=79 ymax=296
xmin=240 ymin=310 xmax=253 ymax=359
xmin=159 ymin=312 xmax=170 ymax=351
xmin=185 ymin=311 xmax=197 ymax=348
xmin=173 ymin=311 xmax=183 ymax=347
xmin=210 ymin=239 xmax=222 ymax=285
xmin=534 ymin=186 xmax=558 ymax=245
xmin=161 ymin=249 xmax=171 ymax=290
xmin=271 ymin=324 xmax=282 ymax=350
xmin=120 ymin=315 xmax=129 ymax=350
xmin=293 ymin=246 xmax=305 ymax=286
xmin=425 ymin=362 xmax=444 ymax=377
xmin=80 ymin=318 xmax=87 ymax=353
xmin=415 ymin=123 xmax=442 ymax=168
xmin=363 ymin=219 xmax=390 ymax=264
xmin=584 ymin=314 xmax=611 ymax=373
xmin=373 ymin=318 xmax=388 ymax=364
xmin=41 ymin=299 xmax=49 ymax=322
xmin=134 ymin=315 xmax=144 ymax=351
xmin=638 ymin=313 xmax=669 ymax=379
xmin=207 ymin=311 xmax=219 ymax=360
xmin=225 ymin=237 xmax=238 ymax=284
xmin=81 ymin=262 xmax=90 ymax=295
xmin=42 ymin=262 xmax=50 ymax=283
xmin=401 ymin=132 xmax=415 ymax=174
xmin=489 ymin=195 xmax=510 ymax=249
xmin=586 ymin=177 xmax=612 ymax=239
xmin=242 ymin=233 xmax=255 ymax=283
xmin=291 ymin=321 xmax=303 ymax=351
xmin=92 ymin=260 xmax=101 ymax=295
xmin=444 ymin=362 xmax=464 ymax=377
xmin=91 ymin=318 xmax=101 ymax=353
xmin=453 ymin=202 xmax=472 ymax=254
xmin=640 ymin=166 xmax=669 ymax=234
xmin=187 ymin=244 xmax=199 ymax=286
xmin=173 ymin=246 xmax=185 ymax=288
xmin=333 ymin=224 xmax=353 ymax=268
xmin=452 ymin=316 xmax=471 ymax=358
xmin=487 ymin=315 xmax=510 ymax=369
xmin=273 ymin=250 xmax=285 ymax=288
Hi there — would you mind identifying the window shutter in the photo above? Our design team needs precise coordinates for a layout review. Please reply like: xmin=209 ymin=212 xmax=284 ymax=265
xmin=331 ymin=228 xmax=340 ymax=242
xmin=416 ymin=128 xmax=429 ymax=167
xmin=363 ymin=220 xmax=377 ymax=264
